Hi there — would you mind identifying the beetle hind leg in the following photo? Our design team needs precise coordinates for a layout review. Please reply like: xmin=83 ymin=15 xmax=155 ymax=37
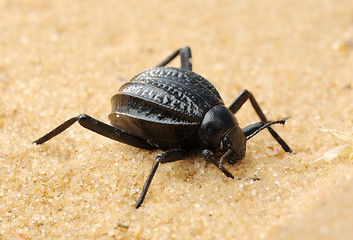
xmin=228 ymin=89 xmax=292 ymax=153
xmin=155 ymin=46 xmax=192 ymax=71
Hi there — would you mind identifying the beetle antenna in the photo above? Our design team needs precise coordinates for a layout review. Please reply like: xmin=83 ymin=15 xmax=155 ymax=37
xmin=245 ymin=118 xmax=289 ymax=140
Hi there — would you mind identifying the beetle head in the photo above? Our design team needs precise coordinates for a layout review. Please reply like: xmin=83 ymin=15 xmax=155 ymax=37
xmin=198 ymin=105 xmax=246 ymax=164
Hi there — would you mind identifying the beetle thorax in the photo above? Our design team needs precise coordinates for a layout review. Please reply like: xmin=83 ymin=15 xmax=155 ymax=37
xmin=198 ymin=104 xmax=246 ymax=161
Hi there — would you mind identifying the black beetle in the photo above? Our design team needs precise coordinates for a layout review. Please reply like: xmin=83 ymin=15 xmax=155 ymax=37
xmin=33 ymin=46 xmax=292 ymax=208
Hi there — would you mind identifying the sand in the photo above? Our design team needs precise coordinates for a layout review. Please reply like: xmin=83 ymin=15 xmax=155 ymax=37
xmin=1 ymin=0 xmax=353 ymax=239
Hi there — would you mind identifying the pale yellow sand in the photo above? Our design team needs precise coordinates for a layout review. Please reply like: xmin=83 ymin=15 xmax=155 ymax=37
xmin=1 ymin=0 xmax=353 ymax=239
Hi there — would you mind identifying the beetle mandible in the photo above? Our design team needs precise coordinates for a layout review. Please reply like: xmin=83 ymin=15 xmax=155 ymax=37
xmin=33 ymin=46 xmax=292 ymax=208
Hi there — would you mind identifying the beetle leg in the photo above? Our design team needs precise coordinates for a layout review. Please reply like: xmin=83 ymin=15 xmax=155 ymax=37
xmin=155 ymin=46 xmax=192 ymax=71
xmin=135 ymin=149 xmax=188 ymax=208
xmin=228 ymin=89 xmax=292 ymax=153
xmin=243 ymin=119 xmax=288 ymax=140
xmin=33 ymin=114 xmax=156 ymax=150
xmin=242 ymin=122 xmax=266 ymax=138
xmin=201 ymin=149 xmax=234 ymax=179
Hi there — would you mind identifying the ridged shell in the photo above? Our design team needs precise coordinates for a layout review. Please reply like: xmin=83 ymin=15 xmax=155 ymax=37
xmin=113 ymin=67 xmax=223 ymax=121
xmin=109 ymin=67 xmax=224 ymax=149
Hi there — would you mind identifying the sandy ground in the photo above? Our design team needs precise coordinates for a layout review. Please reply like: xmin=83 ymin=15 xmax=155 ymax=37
xmin=1 ymin=0 xmax=353 ymax=239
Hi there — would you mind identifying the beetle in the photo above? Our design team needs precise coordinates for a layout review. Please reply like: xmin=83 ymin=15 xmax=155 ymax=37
xmin=33 ymin=46 xmax=292 ymax=208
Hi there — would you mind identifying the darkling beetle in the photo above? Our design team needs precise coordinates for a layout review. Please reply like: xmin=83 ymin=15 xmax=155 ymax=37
xmin=33 ymin=46 xmax=292 ymax=208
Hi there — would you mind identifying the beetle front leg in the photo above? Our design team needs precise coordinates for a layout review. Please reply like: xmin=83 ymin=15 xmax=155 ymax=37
xmin=135 ymin=149 xmax=188 ymax=208
xmin=33 ymin=114 xmax=156 ymax=150
xmin=228 ymin=89 xmax=292 ymax=153
xmin=155 ymin=46 xmax=192 ymax=71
